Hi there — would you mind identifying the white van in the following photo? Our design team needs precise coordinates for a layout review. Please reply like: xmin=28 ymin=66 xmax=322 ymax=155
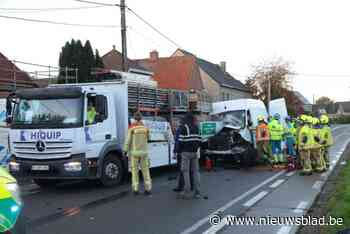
xmin=200 ymin=98 xmax=287 ymax=166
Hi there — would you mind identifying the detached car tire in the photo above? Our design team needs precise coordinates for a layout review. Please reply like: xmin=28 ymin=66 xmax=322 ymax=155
xmin=100 ymin=155 xmax=124 ymax=187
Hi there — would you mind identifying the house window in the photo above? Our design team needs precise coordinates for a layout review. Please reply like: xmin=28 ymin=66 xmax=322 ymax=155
xmin=222 ymin=92 xmax=225 ymax=101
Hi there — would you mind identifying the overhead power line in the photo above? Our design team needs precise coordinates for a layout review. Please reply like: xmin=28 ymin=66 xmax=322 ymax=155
xmin=74 ymin=0 xmax=120 ymax=7
xmin=0 ymin=14 xmax=120 ymax=28
xmin=127 ymin=8 xmax=182 ymax=49
xmin=0 ymin=5 xmax=107 ymax=12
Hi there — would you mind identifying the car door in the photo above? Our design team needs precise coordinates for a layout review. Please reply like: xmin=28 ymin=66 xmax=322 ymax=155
xmin=84 ymin=93 xmax=111 ymax=158
xmin=144 ymin=120 xmax=172 ymax=168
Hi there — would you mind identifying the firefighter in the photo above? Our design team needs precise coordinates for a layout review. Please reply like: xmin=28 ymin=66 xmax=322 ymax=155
xmin=298 ymin=115 xmax=313 ymax=176
xmin=319 ymin=115 xmax=333 ymax=169
xmin=268 ymin=113 xmax=284 ymax=164
xmin=310 ymin=117 xmax=326 ymax=172
xmin=256 ymin=115 xmax=272 ymax=166
xmin=123 ymin=112 xmax=152 ymax=196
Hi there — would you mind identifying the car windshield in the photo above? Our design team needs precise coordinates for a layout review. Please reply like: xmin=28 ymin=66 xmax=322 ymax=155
xmin=12 ymin=98 xmax=83 ymax=128
xmin=211 ymin=110 xmax=246 ymax=129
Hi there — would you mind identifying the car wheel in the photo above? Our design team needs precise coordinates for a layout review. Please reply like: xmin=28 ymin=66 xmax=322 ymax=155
xmin=100 ymin=155 xmax=124 ymax=187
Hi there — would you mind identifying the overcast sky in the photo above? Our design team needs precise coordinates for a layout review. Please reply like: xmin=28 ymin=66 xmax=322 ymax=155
xmin=1 ymin=0 xmax=350 ymax=103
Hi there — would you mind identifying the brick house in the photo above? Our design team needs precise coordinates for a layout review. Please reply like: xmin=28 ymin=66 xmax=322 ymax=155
xmin=102 ymin=45 xmax=152 ymax=75
xmin=171 ymin=49 xmax=251 ymax=102
xmin=136 ymin=50 xmax=203 ymax=91
xmin=293 ymin=91 xmax=312 ymax=115
xmin=0 ymin=52 xmax=38 ymax=98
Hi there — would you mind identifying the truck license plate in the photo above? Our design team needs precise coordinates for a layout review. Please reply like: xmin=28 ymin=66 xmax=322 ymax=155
xmin=31 ymin=165 xmax=49 ymax=171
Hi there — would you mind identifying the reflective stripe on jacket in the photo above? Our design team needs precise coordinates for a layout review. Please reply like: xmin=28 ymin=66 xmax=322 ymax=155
xmin=123 ymin=122 xmax=150 ymax=157
xmin=268 ymin=119 xmax=284 ymax=141
xmin=256 ymin=123 xmax=270 ymax=141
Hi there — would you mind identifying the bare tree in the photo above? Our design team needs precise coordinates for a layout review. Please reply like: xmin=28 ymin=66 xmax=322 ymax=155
xmin=245 ymin=57 xmax=298 ymax=116
xmin=316 ymin=96 xmax=334 ymax=106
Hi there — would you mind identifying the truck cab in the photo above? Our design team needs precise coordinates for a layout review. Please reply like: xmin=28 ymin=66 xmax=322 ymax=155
xmin=7 ymin=80 xmax=175 ymax=187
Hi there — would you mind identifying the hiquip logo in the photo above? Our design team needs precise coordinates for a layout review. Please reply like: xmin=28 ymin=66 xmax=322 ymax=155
xmin=20 ymin=130 xmax=62 ymax=141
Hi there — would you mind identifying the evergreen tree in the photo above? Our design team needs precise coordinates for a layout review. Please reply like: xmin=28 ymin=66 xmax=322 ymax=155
xmin=94 ymin=49 xmax=104 ymax=68
xmin=58 ymin=39 xmax=102 ymax=83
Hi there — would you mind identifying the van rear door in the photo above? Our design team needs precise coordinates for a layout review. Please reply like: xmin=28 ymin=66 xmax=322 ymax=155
xmin=268 ymin=98 xmax=288 ymax=127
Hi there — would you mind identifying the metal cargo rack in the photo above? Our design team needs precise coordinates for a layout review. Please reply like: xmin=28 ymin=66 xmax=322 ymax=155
xmin=127 ymin=82 xmax=170 ymax=112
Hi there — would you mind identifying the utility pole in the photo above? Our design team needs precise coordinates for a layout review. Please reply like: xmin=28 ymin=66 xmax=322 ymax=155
xmin=267 ymin=72 xmax=271 ymax=114
xmin=120 ymin=0 xmax=128 ymax=72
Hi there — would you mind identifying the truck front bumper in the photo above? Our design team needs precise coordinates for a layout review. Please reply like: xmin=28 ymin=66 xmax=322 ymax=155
xmin=205 ymin=146 xmax=247 ymax=161
xmin=8 ymin=154 xmax=97 ymax=179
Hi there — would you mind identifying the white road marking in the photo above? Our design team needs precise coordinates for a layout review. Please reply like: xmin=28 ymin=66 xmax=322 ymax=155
xmin=243 ymin=191 xmax=269 ymax=207
xmin=293 ymin=201 xmax=308 ymax=213
xmin=286 ymin=171 xmax=296 ymax=177
xmin=321 ymin=172 xmax=329 ymax=178
xmin=202 ymin=216 xmax=228 ymax=234
xmin=269 ymin=179 xmax=285 ymax=189
xmin=312 ymin=181 xmax=324 ymax=190
xmin=332 ymin=126 xmax=343 ymax=131
xmin=180 ymin=171 xmax=286 ymax=234
xmin=277 ymin=226 xmax=292 ymax=234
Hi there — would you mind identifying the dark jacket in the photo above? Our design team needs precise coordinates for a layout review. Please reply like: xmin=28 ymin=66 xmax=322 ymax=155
xmin=174 ymin=127 xmax=181 ymax=154
xmin=177 ymin=123 xmax=201 ymax=153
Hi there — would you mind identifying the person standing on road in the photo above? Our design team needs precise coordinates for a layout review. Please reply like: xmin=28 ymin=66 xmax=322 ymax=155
xmin=319 ymin=115 xmax=333 ymax=169
xmin=177 ymin=113 xmax=202 ymax=199
xmin=173 ymin=118 xmax=193 ymax=192
xmin=256 ymin=115 xmax=272 ymax=166
xmin=268 ymin=113 xmax=284 ymax=165
xmin=298 ymin=115 xmax=313 ymax=176
xmin=123 ymin=112 xmax=152 ymax=196
xmin=310 ymin=118 xmax=326 ymax=172
xmin=284 ymin=116 xmax=297 ymax=158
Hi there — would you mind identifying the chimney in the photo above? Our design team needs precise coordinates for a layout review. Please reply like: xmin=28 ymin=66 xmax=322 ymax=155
xmin=112 ymin=45 xmax=116 ymax=50
xmin=150 ymin=50 xmax=159 ymax=61
xmin=220 ymin=61 xmax=226 ymax=72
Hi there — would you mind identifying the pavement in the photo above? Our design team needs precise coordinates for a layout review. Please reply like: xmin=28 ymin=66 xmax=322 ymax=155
xmin=14 ymin=124 xmax=350 ymax=234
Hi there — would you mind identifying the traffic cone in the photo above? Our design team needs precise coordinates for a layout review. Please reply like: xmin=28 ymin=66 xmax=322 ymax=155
xmin=205 ymin=157 xmax=213 ymax=171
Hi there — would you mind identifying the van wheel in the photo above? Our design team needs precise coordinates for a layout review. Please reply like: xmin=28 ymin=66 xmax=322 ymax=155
xmin=100 ymin=155 xmax=124 ymax=187
xmin=33 ymin=179 xmax=60 ymax=188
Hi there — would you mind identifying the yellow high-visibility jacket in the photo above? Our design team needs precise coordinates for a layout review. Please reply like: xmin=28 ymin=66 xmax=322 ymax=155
xmin=320 ymin=125 xmax=333 ymax=147
xmin=123 ymin=122 xmax=150 ymax=157
xmin=268 ymin=119 xmax=284 ymax=141
xmin=298 ymin=125 xmax=314 ymax=150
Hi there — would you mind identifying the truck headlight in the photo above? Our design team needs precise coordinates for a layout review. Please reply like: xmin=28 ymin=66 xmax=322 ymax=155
xmin=9 ymin=161 xmax=20 ymax=171
xmin=6 ymin=183 xmax=22 ymax=206
xmin=64 ymin=162 xmax=82 ymax=172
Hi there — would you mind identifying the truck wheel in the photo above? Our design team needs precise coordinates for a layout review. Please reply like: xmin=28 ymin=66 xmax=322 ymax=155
xmin=100 ymin=155 xmax=124 ymax=187
xmin=33 ymin=179 xmax=59 ymax=188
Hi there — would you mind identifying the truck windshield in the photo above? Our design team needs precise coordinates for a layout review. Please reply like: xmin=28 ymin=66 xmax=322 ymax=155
xmin=211 ymin=110 xmax=246 ymax=129
xmin=12 ymin=98 xmax=83 ymax=129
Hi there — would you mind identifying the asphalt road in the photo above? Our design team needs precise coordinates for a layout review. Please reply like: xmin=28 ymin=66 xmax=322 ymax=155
xmin=18 ymin=124 xmax=350 ymax=234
